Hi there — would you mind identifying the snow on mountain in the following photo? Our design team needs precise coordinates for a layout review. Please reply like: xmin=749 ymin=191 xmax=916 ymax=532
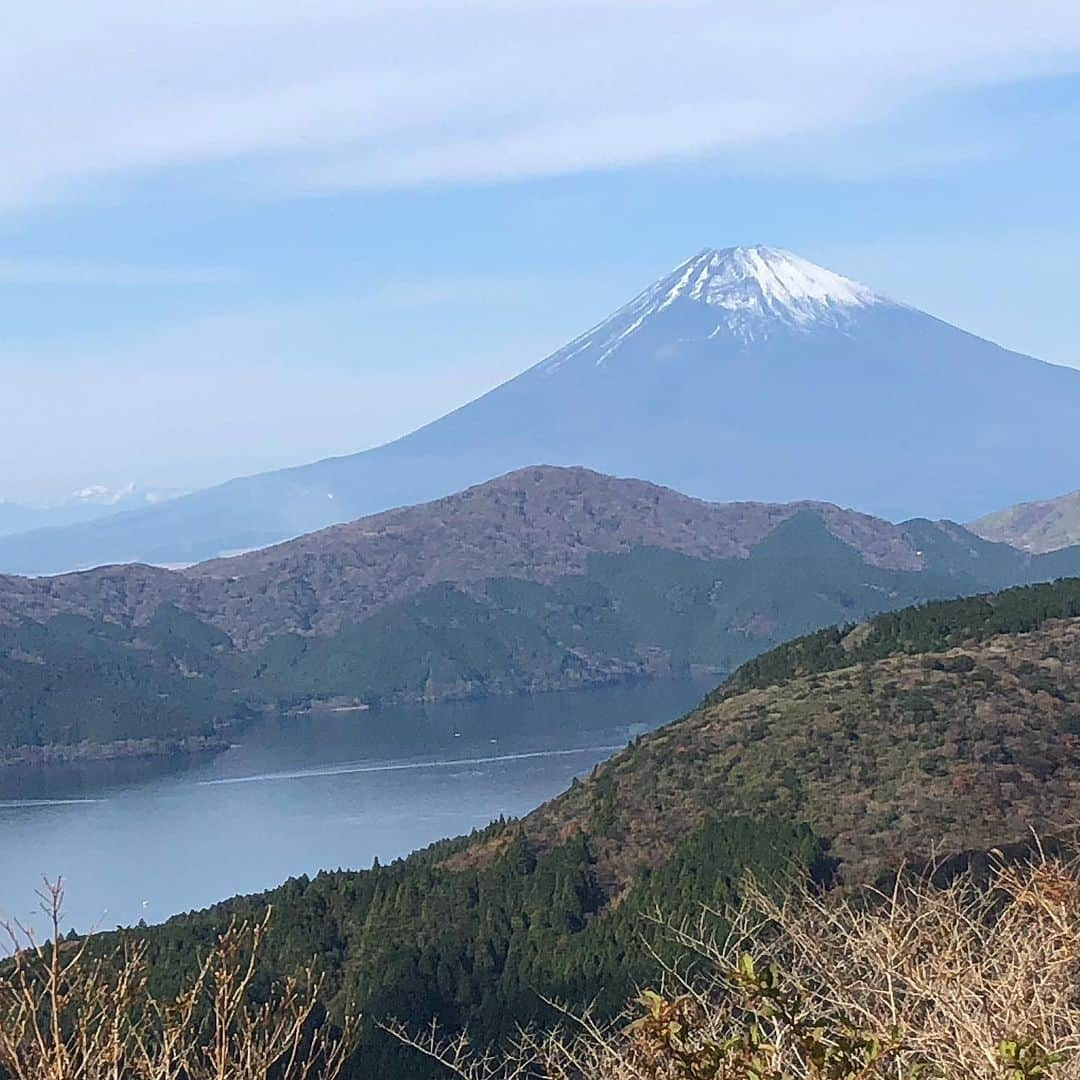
xmin=542 ymin=246 xmax=888 ymax=372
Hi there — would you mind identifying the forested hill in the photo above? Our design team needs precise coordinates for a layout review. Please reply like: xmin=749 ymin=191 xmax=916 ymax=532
xmin=719 ymin=576 xmax=1080 ymax=696
xmin=0 ymin=607 xmax=253 ymax=761
xmin=488 ymin=577 xmax=1080 ymax=890
xmin=128 ymin=579 xmax=1080 ymax=1077
xmin=7 ymin=467 xmax=1080 ymax=758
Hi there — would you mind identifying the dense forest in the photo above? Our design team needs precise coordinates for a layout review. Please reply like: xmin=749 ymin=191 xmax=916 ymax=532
xmin=130 ymin=817 xmax=823 ymax=1077
xmin=0 ymin=606 xmax=252 ymax=757
xmin=107 ymin=577 xmax=1080 ymax=1077
xmin=721 ymin=576 xmax=1080 ymax=696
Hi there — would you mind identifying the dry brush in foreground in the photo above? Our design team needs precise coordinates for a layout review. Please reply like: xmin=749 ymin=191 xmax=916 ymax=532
xmin=396 ymin=850 xmax=1080 ymax=1080
xmin=0 ymin=880 xmax=354 ymax=1080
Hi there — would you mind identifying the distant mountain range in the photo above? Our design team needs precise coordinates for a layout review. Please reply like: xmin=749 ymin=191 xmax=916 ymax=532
xmin=3 ymin=245 xmax=1080 ymax=575
xmin=0 ymin=484 xmax=180 ymax=540
xmin=5 ymin=465 xmax=1080 ymax=760
xmin=970 ymin=489 xmax=1080 ymax=553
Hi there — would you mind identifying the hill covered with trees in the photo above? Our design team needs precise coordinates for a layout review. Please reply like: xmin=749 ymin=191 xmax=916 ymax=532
xmin=0 ymin=605 xmax=253 ymax=763
xmin=5 ymin=469 xmax=1080 ymax=760
xmin=114 ymin=578 xmax=1080 ymax=1076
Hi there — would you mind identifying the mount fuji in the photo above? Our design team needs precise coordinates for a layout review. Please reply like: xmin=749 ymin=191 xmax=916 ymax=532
xmin=3 ymin=245 xmax=1080 ymax=575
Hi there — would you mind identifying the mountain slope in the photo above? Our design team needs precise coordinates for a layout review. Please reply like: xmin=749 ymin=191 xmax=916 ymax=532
xmin=5 ymin=465 xmax=1079 ymax=651
xmin=0 ymin=486 xmax=179 ymax=540
xmin=519 ymin=578 xmax=1080 ymax=888
xmin=0 ymin=466 xmax=927 ymax=645
xmin=128 ymin=579 xmax=1080 ymax=1077
xmin=0 ymin=499 xmax=121 ymax=538
xmin=0 ymin=607 xmax=252 ymax=762
xmin=970 ymin=489 xmax=1080 ymax=554
xmin=6 ymin=466 xmax=1080 ymax=756
xmin=4 ymin=246 xmax=1080 ymax=574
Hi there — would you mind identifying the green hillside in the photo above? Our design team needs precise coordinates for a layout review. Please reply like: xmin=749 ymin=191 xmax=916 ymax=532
xmin=114 ymin=578 xmax=1080 ymax=1076
xmin=254 ymin=515 xmax=1080 ymax=710
xmin=0 ymin=605 xmax=252 ymax=760
xmin=720 ymin=575 xmax=1080 ymax=696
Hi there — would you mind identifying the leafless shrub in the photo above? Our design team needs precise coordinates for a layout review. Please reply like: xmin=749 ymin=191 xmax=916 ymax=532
xmin=391 ymin=849 xmax=1080 ymax=1079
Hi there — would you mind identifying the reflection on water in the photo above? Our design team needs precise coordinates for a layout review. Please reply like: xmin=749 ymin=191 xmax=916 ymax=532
xmin=0 ymin=753 xmax=214 ymax=804
xmin=0 ymin=677 xmax=713 ymax=940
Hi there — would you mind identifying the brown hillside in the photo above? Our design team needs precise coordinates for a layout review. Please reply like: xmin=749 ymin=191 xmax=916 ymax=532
xmin=971 ymin=489 xmax=1080 ymax=554
xmin=0 ymin=466 xmax=921 ymax=648
xmin=454 ymin=616 xmax=1080 ymax=888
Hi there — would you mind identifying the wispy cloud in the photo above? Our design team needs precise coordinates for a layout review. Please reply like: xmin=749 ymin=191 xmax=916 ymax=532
xmin=0 ymin=261 xmax=238 ymax=286
xmin=3 ymin=1 xmax=1080 ymax=210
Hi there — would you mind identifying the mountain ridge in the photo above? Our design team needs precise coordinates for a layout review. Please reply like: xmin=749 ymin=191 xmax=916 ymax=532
xmin=6 ymin=466 xmax=1080 ymax=759
xmin=0 ymin=465 xmax=1059 ymax=651
xmin=970 ymin=488 xmax=1080 ymax=554
xmin=0 ymin=466 xmax=929 ymax=647
xmin=0 ymin=485 xmax=180 ymax=540
xmin=3 ymin=246 xmax=1080 ymax=573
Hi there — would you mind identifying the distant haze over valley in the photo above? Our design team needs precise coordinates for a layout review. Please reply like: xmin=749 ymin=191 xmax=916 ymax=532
xmin=2 ymin=245 xmax=1080 ymax=576
xmin=0 ymin=484 xmax=182 ymax=540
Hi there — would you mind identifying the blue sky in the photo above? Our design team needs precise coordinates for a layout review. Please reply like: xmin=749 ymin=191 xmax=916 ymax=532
xmin=2 ymin=1 xmax=1079 ymax=503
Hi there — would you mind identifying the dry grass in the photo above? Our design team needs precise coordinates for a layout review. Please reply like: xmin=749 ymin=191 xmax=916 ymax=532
xmin=0 ymin=879 xmax=354 ymax=1080
xmin=393 ymin=848 xmax=1080 ymax=1079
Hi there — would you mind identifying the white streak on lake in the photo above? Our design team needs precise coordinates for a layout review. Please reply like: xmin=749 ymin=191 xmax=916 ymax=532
xmin=196 ymin=745 xmax=626 ymax=787
xmin=0 ymin=798 xmax=102 ymax=808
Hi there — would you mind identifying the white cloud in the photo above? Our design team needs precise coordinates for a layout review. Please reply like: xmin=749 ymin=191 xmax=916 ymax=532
xmin=3 ymin=1 xmax=1080 ymax=209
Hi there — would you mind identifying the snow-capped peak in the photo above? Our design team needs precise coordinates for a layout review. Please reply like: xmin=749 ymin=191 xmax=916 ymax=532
xmin=662 ymin=246 xmax=880 ymax=322
xmin=540 ymin=245 xmax=890 ymax=372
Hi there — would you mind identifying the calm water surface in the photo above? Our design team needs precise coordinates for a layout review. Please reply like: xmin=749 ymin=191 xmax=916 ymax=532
xmin=0 ymin=678 xmax=711 ymax=938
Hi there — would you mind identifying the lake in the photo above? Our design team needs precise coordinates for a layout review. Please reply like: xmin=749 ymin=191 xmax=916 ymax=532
xmin=0 ymin=677 xmax=712 ymax=940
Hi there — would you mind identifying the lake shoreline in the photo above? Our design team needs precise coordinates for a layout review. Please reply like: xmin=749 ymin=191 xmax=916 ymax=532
xmin=0 ymin=732 xmax=231 ymax=769
xmin=2 ymin=666 xmax=724 ymax=770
